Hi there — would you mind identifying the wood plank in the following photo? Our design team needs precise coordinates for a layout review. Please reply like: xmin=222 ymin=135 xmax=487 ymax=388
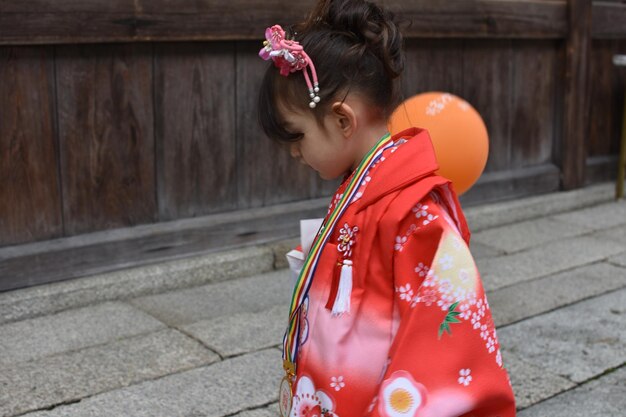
xmin=55 ymin=44 xmax=157 ymax=236
xmin=592 ymin=1 xmax=626 ymax=39
xmin=461 ymin=39 xmax=513 ymax=173
xmin=588 ymin=39 xmax=618 ymax=157
xmin=561 ymin=0 xmax=592 ymax=189
xmin=509 ymin=40 xmax=558 ymax=168
xmin=0 ymin=198 xmax=330 ymax=292
xmin=0 ymin=46 xmax=62 ymax=246
xmin=402 ymin=39 xmax=465 ymax=97
xmin=154 ymin=43 xmax=238 ymax=220
xmin=0 ymin=0 xmax=568 ymax=45
xmin=235 ymin=41 xmax=335 ymax=209
xmin=585 ymin=155 xmax=618 ymax=184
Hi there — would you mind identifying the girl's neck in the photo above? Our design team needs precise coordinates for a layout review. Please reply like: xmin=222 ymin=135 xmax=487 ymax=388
xmin=349 ymin=121 xmax=391 ymax=172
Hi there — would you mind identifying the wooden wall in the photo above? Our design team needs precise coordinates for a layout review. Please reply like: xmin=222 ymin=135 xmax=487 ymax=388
xmin=1 ymin=0 xmax=625 ymax=291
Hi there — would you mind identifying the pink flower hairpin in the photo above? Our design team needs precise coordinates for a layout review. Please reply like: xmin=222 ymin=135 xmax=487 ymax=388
xmin=259 ymin=25 xmax=321 ymax=108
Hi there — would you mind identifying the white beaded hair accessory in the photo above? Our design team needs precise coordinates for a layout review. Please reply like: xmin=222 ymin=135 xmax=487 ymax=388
xmin=259 ymin=24 xmax=321 ymax=109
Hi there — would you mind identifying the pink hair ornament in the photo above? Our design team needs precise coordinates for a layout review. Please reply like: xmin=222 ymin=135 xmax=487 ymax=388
xmin=259 ymin=25 xmax=321 ymax=109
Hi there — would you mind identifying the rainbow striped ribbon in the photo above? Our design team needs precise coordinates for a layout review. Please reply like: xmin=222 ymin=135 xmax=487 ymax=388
xmin=282 ymin=132 xmax=394 ymax=376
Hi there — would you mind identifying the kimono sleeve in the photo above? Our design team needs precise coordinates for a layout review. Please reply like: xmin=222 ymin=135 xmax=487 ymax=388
xmin=367 ymin=195 xmax=516 ymax=417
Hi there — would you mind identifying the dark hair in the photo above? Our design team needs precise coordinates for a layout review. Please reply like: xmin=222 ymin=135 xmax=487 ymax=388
xmin=258 ymin=0 xmax=405 ymax=142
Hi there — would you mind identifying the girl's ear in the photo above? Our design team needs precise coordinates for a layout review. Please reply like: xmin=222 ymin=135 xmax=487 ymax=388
xmin=331 ymin=101 xmax=357 ymax=139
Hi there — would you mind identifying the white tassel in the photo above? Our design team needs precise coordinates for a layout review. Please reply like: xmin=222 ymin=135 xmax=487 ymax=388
xmin=332 ymin=259 xmax=353 ymax=316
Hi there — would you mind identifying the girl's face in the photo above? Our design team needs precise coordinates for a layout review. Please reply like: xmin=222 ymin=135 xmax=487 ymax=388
xmin=279 ymin=104 xmax=354 ymax=180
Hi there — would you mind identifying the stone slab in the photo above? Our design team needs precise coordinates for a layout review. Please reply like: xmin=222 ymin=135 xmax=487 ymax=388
xmin=233 ymin=404 xmax=279 ymax=417
xmin=469 ymin=241 xmax=505 ymax=259
xmin=464 ymin=183 xmax=613 ymax=232
xmin=497 ymin=288 xmax=626 ymax=383
xmin=130 ymin=269 xmax=292 ymax=326
xmin=0 ymin=329 xmax=218 ymax=416
xmin=0 ymin=246 xmax=274 ymax=326
xmin=593 ymin=224 xmax=626 ymax=245
xmin=21 ymin=348 xmax=283 ymax=417
xmin=517 ymin=365 xmax=626 ymax=417
xmin=0 ymin=301 xmax=165 ymax=367
xmin=472 ymin=217 xmax=592 ymax=254
xmin=181 ymin=304 xmax=288 ymax=358
xmin=501 ymin=350 xmax=575 ymax=410
xmin=608 ymin=251 xmax=626 ymax=268
xmin=550 ymin=200 xmax=626 ymax=231
xmin=488 ymin=262 xmax=626 ymax=326
xmin=476 ymin=236 xmax=625 ymax=291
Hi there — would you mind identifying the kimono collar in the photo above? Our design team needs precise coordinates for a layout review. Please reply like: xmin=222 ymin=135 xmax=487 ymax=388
xmin=355 ymin=127 xmax=440 ymax=212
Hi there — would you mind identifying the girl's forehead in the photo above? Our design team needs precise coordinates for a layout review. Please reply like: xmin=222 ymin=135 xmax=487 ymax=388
xmin=278 ymin=102 xmax=315 ymax=125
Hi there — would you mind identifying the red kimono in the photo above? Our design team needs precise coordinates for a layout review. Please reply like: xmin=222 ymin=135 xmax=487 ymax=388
xmin=288 ymin=128 xmax=516 ymax=417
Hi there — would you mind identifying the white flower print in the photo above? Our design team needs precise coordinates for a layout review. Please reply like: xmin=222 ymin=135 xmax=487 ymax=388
xmin=453 ymin=286 xmax=467 ymax=301
xmin=396 ymin=284 xmax=414 ymax=302
xmin=426 ymin=93 xmax=453 ymax=116
xmin=438 ymin=279 xmax=453 ymax=295
xmin=291 ymin=375 xmax=337 ymax=417
xmin=480 ymin=324 xmax=489 ymax=340
xmin=458 ymin=100 xmax=471 ymax=111
xmin=458 ymin=369 xmax=472 ymax=386
xmin=439 ymin=253 xmax=454 ymax=271
xmin=412 ymin=289 xmax=437 ymax=307
xmin=338 ymin=223 xmax=358 ymax=257
xmin=422 ymin=213 xmax=438 ymax=226
xmin=486 ymin=337 xmax=496 ymax=353
xmin=451 ymin=236 xmax=464 ymax=249
xmin=496 ymin=349 xmax=503 ymax=367
xmin=412 ymin=203 xmax=429 ymax=218
xmin=330 ymin=376 xmax=345 ymax=391
xmin=458 ymin=269 xmax=471 ymax=284
xmin=414 ymin=262 xmax=429 ymax=277
xmin=394 ymin=235 xmax=407 ymax=251
xmin=459 ymin=303 xmax=472 ymax=320
xmin=437 ymin=298 xmax=452 ymax=311
xmin=471 ymin=312 xmax=481 ymax=329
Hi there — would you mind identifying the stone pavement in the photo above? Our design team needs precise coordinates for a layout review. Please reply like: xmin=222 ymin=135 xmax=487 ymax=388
xmin=0 ymin=183 xmax=624 ymax=417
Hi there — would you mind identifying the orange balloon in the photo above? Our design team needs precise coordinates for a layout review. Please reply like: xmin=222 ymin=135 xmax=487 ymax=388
xmin=388 ymin=92 xmax=489 ymax=195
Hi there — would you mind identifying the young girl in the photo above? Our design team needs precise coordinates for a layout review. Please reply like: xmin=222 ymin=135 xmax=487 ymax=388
xmin=257 ymin=1 xmax=516 ymax=416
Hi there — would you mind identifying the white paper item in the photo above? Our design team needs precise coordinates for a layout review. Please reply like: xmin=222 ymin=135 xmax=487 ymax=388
xmin=285 ymin=218 xmax=324 ymax=289
xmin=300 ymin=218 xmax=324 ymax=255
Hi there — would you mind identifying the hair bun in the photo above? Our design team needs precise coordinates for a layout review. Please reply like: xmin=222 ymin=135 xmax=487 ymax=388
xmin=305 ymin=0 xmax=404 ymax=79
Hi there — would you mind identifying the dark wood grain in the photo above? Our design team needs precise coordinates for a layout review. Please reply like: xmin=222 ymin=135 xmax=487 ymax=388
xmin=55 ymin=44 xmax=157 ymax=235
xmin=0 ymin=46 xmax=62 ymax=247
xmin=596 ymin=38 xmax=626 ymax=157
xmin=235 ymin=41 xmax=335 ymax=209
xmin=592 ymin=1 xmax=626 ymax=39
xmin=509 ymin=40 xmax=558 ymax=169
xmin=154 ymin=43 xmax=238 ymax=220
xmin=402 ymin=39 xmax=465 ymax=97
xmin=561 ymin=0 xmax=592 ymax=189
xmin=0 ymin=0 xmax=568 ymax=45
xmin=588 ymin=40 xmax=618 ymax=157
xmin=461 ymin=39 xmax=513 ymax=173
